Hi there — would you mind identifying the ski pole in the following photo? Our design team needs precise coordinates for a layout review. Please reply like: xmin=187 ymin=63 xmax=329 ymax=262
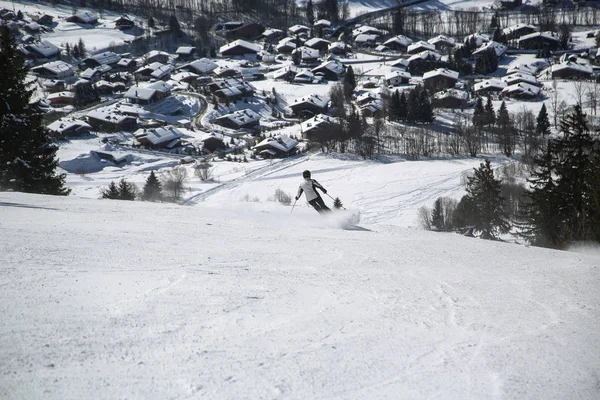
xmin=290 ymin=198 xmax=297 ymax=214
xmin=326 ymin=193 xmax=346 ymax=210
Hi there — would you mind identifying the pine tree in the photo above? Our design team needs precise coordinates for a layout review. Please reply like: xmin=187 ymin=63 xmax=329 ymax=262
xmin=101 ymin=181 xmax=121 ymax=199
xmin=0 ymin=27 xmax=69 ymax=195
xmin=535 ymin=103 xmax=551 ymax=136
xmin=465 ymin=159 xmax=510 ymax=239
xmin=389 ymin=90 xmax=401 ymax=121
xmin=169 ymin=15 xmax=181 ymax=34
xmin=65 ymin=42 xmax=71 ymax=57
xmin=72 ymin=42 xmax=80 ymax=59
xmin=496 ymin=101 xmax=514 ymax=156
xmin=431 ymin=198 xmax=445 ymax=230
xmin=73 ymin=81 xmax=99 ymax=109
xmin=343 ymin=65 xmax=356 ymax=99
xmin=148 ymin=16 xmax=155 ymax=29
xmin=333 ymin=197 xmax=343 ymax=209
xmin=78 ymin=37 xmax=86 ymax=57
xmin=473 ymin=97 xmax=486 ymax=127
xmin=306 ymin=0 xmax=315 ymax=26
xmin=406 ymin=86 xmax=419 ymax=123
xmin=485 ymin=96 xmax=495 ymax=126
xmin=117 ymin=179 xmax=137 ymax=200
xmin=142 ymin=171 xmax=162 ymax=201
xmin=418 ymin=87 xmax=434 ymax=123
xmin=398 ymin=91 xmax=407 ymax=120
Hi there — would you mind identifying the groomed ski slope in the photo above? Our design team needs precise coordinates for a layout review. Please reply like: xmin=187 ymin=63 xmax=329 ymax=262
xmin=1 ymin=192 xmax=599 ymax=400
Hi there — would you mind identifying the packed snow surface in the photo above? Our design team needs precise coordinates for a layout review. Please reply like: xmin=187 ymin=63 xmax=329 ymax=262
xmin=1 ymin=192 xmax=599 ymax=399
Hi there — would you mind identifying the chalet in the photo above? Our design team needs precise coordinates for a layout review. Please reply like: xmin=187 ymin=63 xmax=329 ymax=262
xmin=464 ymin=33 xmax=490 ymax=47
xmin=114 ymin=15 xmax=135 ymax=30
xmin=80 ymin=51 xmax=121 ymax=69
xmin=423 ymin=68 xmax=459 ymax=92
xmin=80 ymin=68 xmax=102 ymax=83
xmin=360 ymin=99 xmax=384 ymax=118
xmin=201 ymin=133 xmax=225 ymax=153
xmin=212 ymin=79 xmax=255 ymax=102
xmin=305 ymin=37 xmax=330 ymax=52
xmin=356 ymin=92 xmax=381 ymax=106
xmin=407 ymin=41 xmax=436 ymax=54
xmin=181 ymin=58 xmax=218 ymax=75
xmin=47 ymin=118 xmax=91 ymax=137
xmin=472 ymin=41 xmax=507 ymax=59
xmin=225 ymin=23 xmax=264 ymax=41
xmin=352 ymin=25 xmax=386 ymax=39
xmin=24 ymin=41 xmax=60 ymax=60
xmin=311 ymin=60 xmax=344 ymax=81
xmin=354 ymin=34 xmax=379 ymax=47
xmin=47 ymin=91 xmax=74 ymax=106
xmin=432 ymin=89 xmax=470 ymax=108
xmin=252 ymin=135 xmax=298 ymax=158
xmin=134 ymin=126 xmax=183 ymax=149
xmin=42 ymin=79 xmax=67 ymax=93
xmin=501 ymin=82 xmax=541 ymax=99
xmin=407 ymin=50 xmax=442 ymax=65
xmin=171 ymin=71 xmax=199 ymax=84
xmin=144 ymin=50 xmax=170 ymax=64
xmin=300 ymin=114 xmax=340 ymax=140
xmin=473 ymin=78 xmax=507 ymax=94
xmin=262 ymin=28 xmax=284 ymax=42
xmin=329 ymin=41 xmax=349 ymax=55
xmin=289 ymin=94 xmax=329 ymax=118
xmin=90 ymin=150 xmax=129 ymax=166
xmin=428 ymin=35 xmax=455 ymax=51
xmin=115 ymin=58 xmax=137 ymax=72
xmin=24 ymin=22 xmax=41 ymax=34
xmin=214 ymin=109 xmax=261 ymax=130
xmin=383 ymin=35 xmax=413 ymax=52
xmin=294 ymin=70 xmax=316 ymax=84
xmin=551 ymin=61 xmax=593 ymax=79
xmin=176 ymin=46 xmax=196 ymax=60
xmin=66 ymin=11 xmax=98 ymax=25
xmin=502 ymin=24 xmax=537 ymax=40
xmin=517 ymin=31 xmax=560 ymax=50
xmin=220 ymin=39 xmax=261 ymax=57
xmin=273 ymin=65 xmax=299 ymax=81
xmin=289 ymin=24 xmax=310 ymax=36
xmin=94 ymin=80 xmax=115 ymax=95
xmin=276 ymin=37 xmax=297 ymax=54
xmin=134 ymin=62 xmax=174 ymax=81
xmin=314 ymin=19 xmax=332 ymax=35
xmin=124 ymin=81 xmax=172 ymax=105
xmin=31 ymin=61 xmax=74 ymax=79
xmin=296 ymin=46 xmax=320 ymax=64
xmin=36 ymin=14 xmax=54 ymax=26
xmin=501 ymin=72 xmax=539 ymax=86
xmin=384 ymin=70 xmax=411 ymax=86
xmin=506 ymin=63 xmax=537 ymax=76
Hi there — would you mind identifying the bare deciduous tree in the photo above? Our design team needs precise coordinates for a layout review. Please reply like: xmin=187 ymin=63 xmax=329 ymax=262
xmin=161 ymin=166 xmax=188 ymax=201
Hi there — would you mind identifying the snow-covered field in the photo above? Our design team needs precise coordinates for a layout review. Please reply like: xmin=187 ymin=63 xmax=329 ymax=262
xmin=1 ymin=191 xmax=599 ymax=399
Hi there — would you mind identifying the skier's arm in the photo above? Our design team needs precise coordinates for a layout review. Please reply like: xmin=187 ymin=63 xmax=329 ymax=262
xmin=312 ymin=180 xmax=327 ymax=194
xmin=295 ymin=186 xmax=303 ymax=200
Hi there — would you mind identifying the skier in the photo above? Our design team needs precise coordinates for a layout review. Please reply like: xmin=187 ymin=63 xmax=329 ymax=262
xmin=295 ymin=170 xmax=331 ymax=213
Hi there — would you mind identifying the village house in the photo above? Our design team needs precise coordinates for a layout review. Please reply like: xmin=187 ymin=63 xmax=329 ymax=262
xmin=329 ymin=41 xmax=348 ymax=55
xmin=170 ymin=71 xmax=199 ymax=85
xmin=407 ymin=40 xmax=436 ymax=54
xmin=115 ymin=58 xmax=137 ymax=72
xmin=276 ymin=37 xmax=297 ymax=54
xmin=295 ymin=46 xmax=320 ymax=65
xmin=114 ymin=15 xmax=135 ymax=30
xmin=517 ymin=31 xmax=560 ymax=50
xmin=36 ymin=14 xmax=54 ymax=26
xmin=134 ymin=62 xmax=174 ymax=81
xmin=551 ymin=61 xmax=593 ymax=79
xmin=42 ymin=79 xmax=67 ymax=93
xmin=472 ymin=41 xmax=507 ymax=59
xmin=384 ymin=70 xmax=411 ymax=86
xmin=383 ymin=35 xmax=413 ymax=52
xmin=294 ymin=69 xmax=317 ymax=84
xmin=220 ymin=39 xmax=261 ymax=57
xmin=464 ymin=33 xmax=490 ymax=47
xmin=432 ymin=89 xmax=470 ymax=108
xmin=356 ymin=92 xmax=381 ymax=107
xmin=24 ymin=22 xmax=41 ymax=34
xmin=134 ymin=126 xmax=183 ymax=149
xmin=214 ymin=109 xmax=261 ymax=130
xmin=314 ymin=19 xmax=332 ymax=36
xmin=262 ymin=28 xmax=284 ymax=42
xmin=428 ymin=35 xmax=455 ymax=51
xmin=473 ymin=78 xmax=507 ymax=95
xmin=501 ymin=72 xmax=539 ymax=87
xmin=23 ymin=41 xmax=60 ymax=60
xmin=94 ymin=80 xmax=116 ymax=95
xmin=210 ymin=78 xmax=255 ymax=102
xmin=31 ymin=60 xmax=74 ymax=79
xmin=47 ymin=118 xmax=91 ymax=137
xmin=80 ymin=68 xmax=102 ymax=83
xmin=124 ymin=81 xmax=172 ymax=105
xmin=201 ymin=133 xmax=226 ymax=153
xmin=144 ymin=50 xmax=170 ymax=64
xmin=213 ymin=65 xmax=240 ymax=78
xmin=502 ymin=82 xmax=541 ymax=99
xmin=423 ymin=68 xmax=459 ymax=92
xmin=502 ymin=24 xmax=537 ymax=40
xmin=289 ymin=94 xmax=329 ymax=118
xmin=289 ymin=24 xmax=310 ymax=37
xmin=352 ymin=25 xmax=387 ymax=40
xmin=80 ymin=51 xmax=121 ymax=69
xmin=361 ymin=100 xmax=385 ymax=118
xmin=66 ymin=11 xmax=98 ymax=25
xmin=354 ymin=34 xmax=379 ymax=47
xmin=180 ymin=58 xmax=218 ymax=75
xmin=273 ymin=65 xmax=299 ymax=81
xmin=311 ymin=60 xmax=344 ymax=81
xmin=300 ymin=114 xmax=340 ymax=141
xmin=506 ymin=63 xmax=538 ymax=76
xmin=47 ymin=91 xmax=75 ymax=107
xmin=305 ymin=37 xmax=331 ymax=53
xmin=176 ymin=46 xmax=196 ymax=61
xmin=252 ymin=135 xmax=298 ymax=158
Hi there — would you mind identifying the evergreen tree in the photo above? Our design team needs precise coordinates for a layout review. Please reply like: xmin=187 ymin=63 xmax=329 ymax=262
xmin=322 ymin=0 xmax=339 ymax=23
xmin=72 ymin=42 xmax=80 ymax=59
xmin=65 ymin=42 xmax=71 ymax=57
xmin=117 ymin=178 xmax=137 ymax=200
xmin=497 ymin=101 xmax=514 ymax=156
xmin=431 ymin=198 xmax=445 ymax=231
xmin=393 ymin=9 xmax=404 ymax=35
xmin=333 ymin=197 xmax=343 ymax=209
xmin=0 ymin=27 xmax=69 ymax=195
xmin=398 ymin=91 xmax=407 ymax=120
xmin=101 ymin=181 xmax=121 ymax=199
xmin=77 ymin=37 xmax=86 ymax=57
xmin=535 ymin=103 xmax=551 ymax=136
xmin=406 ymin=86 xmax=419 ymax=123
xmin=465 ymin=160 xmax=510 ymax=239
xmin=169 ymin=15 xmax=181 ymax=34
xmin=453 ymin=195 xmax=476 ymax=230
xmin=473 ymin=97 xmax=486 ymax=127
xmin=389 ymin=90 xmax=401 ymax=121
xmin=306 ymin=0 xmax=315 ymax=26
xmin=148 ymin=16 xmax=155 ymax=29
xmin=73 ymin=81 xmax=99 ymax=109
xmin=418 ymin=87 xmax=434 ymax=123
xmin=485 ymin=96 xmax=495 ymax=126
xmin=142 ymin=171 xmax=162 ymax=201
xmin=343 ymin=65 xmax=356 ymax=99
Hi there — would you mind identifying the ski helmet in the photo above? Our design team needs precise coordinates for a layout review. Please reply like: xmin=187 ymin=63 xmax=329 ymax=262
xmin=303 ymin=170 xmax=311 ymax=178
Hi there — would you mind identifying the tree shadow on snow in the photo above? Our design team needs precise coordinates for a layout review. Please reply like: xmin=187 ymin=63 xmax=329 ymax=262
xmin=0 ymin=201 xmax=58 ymax=211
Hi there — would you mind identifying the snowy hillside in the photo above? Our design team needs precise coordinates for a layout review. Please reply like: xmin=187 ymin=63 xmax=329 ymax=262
xmin=1 ymin=192 xmax=599 ymax=400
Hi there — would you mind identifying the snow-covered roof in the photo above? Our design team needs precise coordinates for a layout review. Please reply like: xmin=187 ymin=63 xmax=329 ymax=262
xmin=117 ymin=58 xmax=135 ymax=67
xmin=47 ymin=118 xmax=91 ymax=133
xmin=47 ymin=91 xmax=74 ymax=100
xmin=502 ymin=82 xmax=541 ymax=97
xmin=472 ymin=41 xmax=507 ymax=58
xmin=220 ymin=39 xmax=261 ymax=54
xmin=506 ymin=63 xmax=537 ymax=75
xmin=384 ymin=69 xmax=411 ymax=81
xmin=171 ymin=71 xmax=199 ymax=82
xmin=263 ymin=28 xmax=283 ymax=37
xmin=423 ymin=68 xmax=459 ymax=81
xmin=294 ymin=69 xmax=314 ymax=81
xmin=81 ymin=68 xmax=101 ymax=79
xmin=300 ymin=114 xmax=339 ymax=133
xmin=433 ymin=88 xmax=469 ymax=100
xmin=134 ymin=126 xmax=182 ymax=146
xmin=501 ymin=73 xmax=538 ymax=86
xmin=408 ymin=50 xmax=441 ymax=62
xmin=183 ymin=58 xmax=218 ymax=74
xmin=176 ymin=46 xmax=195 ymax=55
xmin=356 ymin=91 xmax=381 ymax=104
xmin=272 ymin=65 xmax=298 ymax=80
xmin=289 ymin=24 xmax=310 ymax=34
xmin=253 ymin=135 xmax=298 ymax=152
xmin=407 ymin=41 xmax=436 ymax=53
xmin=312 ymin=60 xmax=344 ymax=75
xmin=551 ymin=61 xmax=593 ymax=75
xmin=314 ymin=19 xmax=331 ymax=28
xmin=26 ymin=41 xmax=59 ymax=57
xmin=150 ymin=64 xmax=174 ymax=79
xmin=297 ymin=46 xmax=319 ymax=60
xmin=32 ymin=61 xmax=73 ymax=76
xmin=145 ymin=50 xmax=170 ymax=59
xmin=90 ymin=51 xmax=121 ymax=65
xmin=503 ymin=24 xmax=537 ymax=36
xmin=215 ymin=109 xmax=261 ymax=126
xmin=290 ymin=94 xmax=329 ymax=109
xmin=352 ymin=25 xmax=387 ymax=38
xmin=305 ymin=37 xmax=331 ymax=48
xmin=383 ymin=35 xmax=413 ymax=48
xmin=124 ymin=86 xmax=156 ymax=101
xmin=517 ymin=31 xmax=560 ymax=43
xmin=473 ymin=78 xmax=507 ymax=92
xmin=428 ymin=35 xmax=456 ymax=46
xmin=87 ymin=107 xmax=132 ymax=123
xmin=464 ymin=33 xmax=490 ymax=47
xmin=26 ymin=22 xmax=40 ymax=31
xmin=147 ymin=81 xmax=173 ymax=93
xmin=354 ymin=34 xmax=379 ymax=43
xmin=70 ymin=11 xmax=97 ymax=24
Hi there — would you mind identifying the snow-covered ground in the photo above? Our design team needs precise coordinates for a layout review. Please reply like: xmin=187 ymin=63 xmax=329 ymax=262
xmin=1 ymin=191 xmax=599 ymax=400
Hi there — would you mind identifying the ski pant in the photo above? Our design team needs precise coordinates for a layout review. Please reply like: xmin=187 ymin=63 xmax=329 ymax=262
xmin=308 ymin=196 xmax=330 ymax=214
